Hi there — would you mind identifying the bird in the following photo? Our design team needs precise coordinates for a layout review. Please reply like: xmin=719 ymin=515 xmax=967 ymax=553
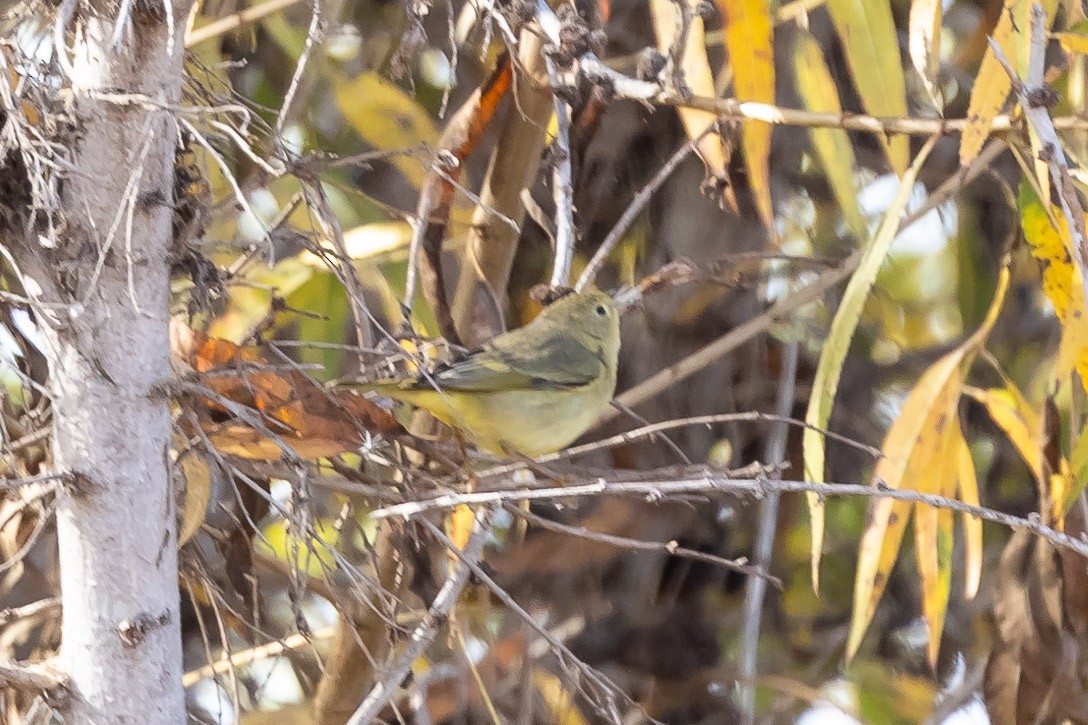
xmin=359 ymin=290 xmax=621 ymax=457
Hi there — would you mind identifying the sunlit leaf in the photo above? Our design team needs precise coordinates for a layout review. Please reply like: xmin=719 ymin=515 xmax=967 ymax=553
xmin=914 ymin=418 xmax=957 ymax=668
xmin=825 ymin=0 xmax=909 ymax=173
xmin=848 ymin=350 xmax=964 ymax=662
xmin=846 ymin=266 xmax=1009 ymax=662
xmin=804 ymin=138 xmax=935 ymax=593
xmin=534 ymin=670 xmax=591 ymax=725
xmin=963 ymin=385 xmax=1043 ymax=478
xmin=259 ymin=517 xmax=340 ymax=578
xmin=956 ymin=429 xmax=982 ymax=600
xmin=1019 ymin=180 xmax=1088 ymax=388
xmin=791 ymin=30 xmax=868 ymax=241
xmin=1054 ymin=31 xmax=1088 ymax=54
xmin=720 ymin=0 xmax=775 ymax=228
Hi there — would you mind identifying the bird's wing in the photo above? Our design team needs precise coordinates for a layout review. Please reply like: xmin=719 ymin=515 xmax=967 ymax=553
xmin=427 ymin=334 xmax=604 ymax=392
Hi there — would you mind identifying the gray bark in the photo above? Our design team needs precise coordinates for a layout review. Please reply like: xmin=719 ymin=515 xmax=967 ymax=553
xmin=25 ymin=7 xmax=192 ymax=723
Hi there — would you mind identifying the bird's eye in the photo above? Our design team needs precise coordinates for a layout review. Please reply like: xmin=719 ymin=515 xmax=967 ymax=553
xmin=595 ymin=305 xmax=607 ymax=316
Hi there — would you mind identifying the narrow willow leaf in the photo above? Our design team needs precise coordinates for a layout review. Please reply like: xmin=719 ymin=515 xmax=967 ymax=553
xmin=825 ymin=0 xmax=909 ymax=173
xmin=792 ymin=31 xmax=867 ymax=241
xmin=720 ymin=0 xmax=775 ymax=228
xmin=846 ymin=266 xmax=1009 ymax=661
xmin=804 ymin=136 xmax=937 ymax=593
xmin=908 ymin=0 xmax=943 ymax=107
xmin=956 ymin=427 xmax=982 ymax=600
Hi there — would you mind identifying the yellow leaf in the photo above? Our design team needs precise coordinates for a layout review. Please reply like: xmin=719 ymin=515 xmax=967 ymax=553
xmin=846 ymin=266 xmax=1009 ymax=662
xmin=448 ymin=503 xmax=476 ymax=553
xmin=956 ymin=429 xmax=982 ymax=600
xmin=259 ymin=518 xmax=340 ymax=578
xmin=334 ymin=72 xmax=440 ymax=189
xmin=534 ymin=670 xmax=590 ymax=725
xmin=1019 ymin=179 xmax=1088 ymax=388
xmin=960 ymin=0 xmax=1059 ymax=166
xmin=847 ymin=351 xmax=965 ymax=661
xmin=804 ymin=137 xmax=936 ymax=593
xmin=1054 ymin=32 xmax=1088 ymax=54
xmin=825 ymin=0 xmax=909 ymax=174
xmin=963 ymin=386 xmax=1043 ymax=478
xmin=720 ymin=0 xmax=775 ymax=228
xmin=908 ymin=0 xmax=944 ymax=107
xmin=913 ymin=415 xmax=958 ymax=668
xmin=650 ymin=0 xmax=728 ymax=189
xmin=792 ymin=30 xmax=868 ymax=242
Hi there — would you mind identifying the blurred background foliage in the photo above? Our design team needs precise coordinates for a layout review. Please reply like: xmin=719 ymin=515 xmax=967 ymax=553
xmin=6 ymin=0 xmax=1088 ymax=722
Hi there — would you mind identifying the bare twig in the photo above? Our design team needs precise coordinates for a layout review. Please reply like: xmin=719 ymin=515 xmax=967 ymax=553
xmin=369 ymin=471 xmax=1088 ymax=564
xmin=0 ymin=597 xmax=61 ymax=628
xmin=276 ymin=0 xmax=323 ymax=138
xmin=0 ymin=659 xmax=67 ymax=697
xmin=738 ymin=340 xmax=798 ymax=723
xmin=597 ymin=137 xmax=1008 ymax=423
xmin=183 ymin=626 xmax=335 ymax=687
xmin=0 ymin=473 xmax=66 ymax=491
xmin=345 ymin=508 xmax=494 ymax=725
xmin=576 ymin=132 xmax=702 ymax=291
xmin=510 ymin=505 xmax=779 ymax=584
xmin=545 ymin=56 xmax=576 ymax=288
xmin=476 ymin=410 xmax=880 ymax=481
xmin=577 ymin=55 xmax=1088 ymax=136
xmin=420 ymin=518 xmax=641 ymax=723
xmin=185 ymin=0 xmax=304 ymax=47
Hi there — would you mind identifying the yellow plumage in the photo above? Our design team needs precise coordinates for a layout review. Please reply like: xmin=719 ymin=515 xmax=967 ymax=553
xmin=361 ymin=291 xmax=621 ymax=457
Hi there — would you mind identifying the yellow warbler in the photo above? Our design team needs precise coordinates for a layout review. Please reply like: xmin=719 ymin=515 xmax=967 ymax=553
xmin=362 ymin=290 xmax=621 ymax=457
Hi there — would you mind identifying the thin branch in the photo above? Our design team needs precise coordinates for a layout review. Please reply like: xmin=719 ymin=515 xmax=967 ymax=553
xmin=185 ymin=0 xmax=304 ymax=47
xmin=0 ymin=659 xmax=67 ymax=697
xmin=545 ymin=55 xmax=575 ymax=289
xmin=344 ymin=507 xmax=494 ymax=725
xmin=369 ymin=471 xmax=1088 ymax=563
xmin=0 ymin=597 xmax=61 ymax=628
xmin=509 ymin=504 xmax=779 ymax=585
xmin=576 ymin=131 xmax=701 ymax=291
xmin=476 ymin=410 xmax=880 ymax=481
xmin=420 ymin=518 xmax=641 ymax=723
xmin=182 ymin=626 xmax=335 ymax=687
xmin=276 ymin=0 xmax=323 ymax=138
xmin=596 ymin=137 xmax=1008 ymax=424
xmin=576 ymin=55 xmax=1088 ymax=136
xmin=0 ymin=473 xmax=66 ymax=491
xmin=738 ymin=340 xmax=798 ymax=723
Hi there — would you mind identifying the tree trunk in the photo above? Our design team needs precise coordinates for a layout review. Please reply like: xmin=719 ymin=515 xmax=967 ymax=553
xmin=28 ymin=8 xmax=191 ymax=722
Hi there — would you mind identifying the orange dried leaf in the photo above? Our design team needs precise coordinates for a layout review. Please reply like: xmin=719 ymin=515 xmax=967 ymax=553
xmin=170 ymin=319 xmax=402 ymax=460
